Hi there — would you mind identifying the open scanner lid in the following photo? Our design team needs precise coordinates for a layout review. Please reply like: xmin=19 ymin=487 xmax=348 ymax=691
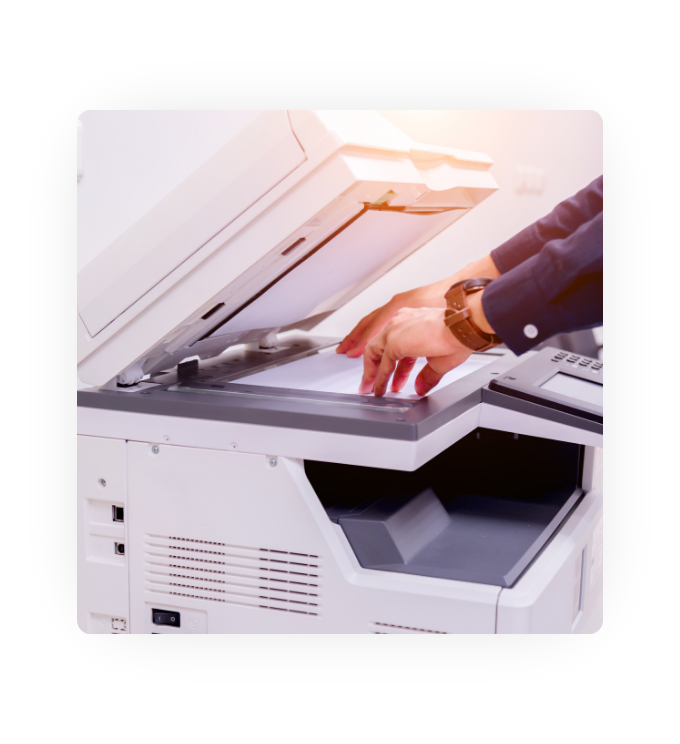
xmin=77 ymin=111 xmax=498 ymax=386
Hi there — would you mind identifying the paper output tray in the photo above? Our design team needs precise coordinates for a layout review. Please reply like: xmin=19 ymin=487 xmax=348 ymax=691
xmin=307 ymin=429 xmax=584 ymax=587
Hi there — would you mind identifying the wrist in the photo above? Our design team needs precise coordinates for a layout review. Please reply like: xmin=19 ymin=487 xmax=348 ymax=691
xmin=466 ymin=289 xmax=495 ymax=335
xmin=441 ymin=255 xmax=501 ymax=304
xmin=460 ymin=255 xmax=501 ymax=284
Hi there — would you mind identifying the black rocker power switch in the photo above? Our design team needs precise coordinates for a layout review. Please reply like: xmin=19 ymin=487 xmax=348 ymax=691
xmin=152 ymin=609 xmax=181 ymax=628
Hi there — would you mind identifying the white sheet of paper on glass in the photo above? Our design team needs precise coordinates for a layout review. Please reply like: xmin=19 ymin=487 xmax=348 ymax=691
xmin=232 ymin=348 xmax=496 ymax=399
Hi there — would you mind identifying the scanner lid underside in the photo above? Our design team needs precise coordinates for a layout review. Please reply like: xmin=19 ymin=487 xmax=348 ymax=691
xmin=77 ymin=110 xmax=498 ymax=386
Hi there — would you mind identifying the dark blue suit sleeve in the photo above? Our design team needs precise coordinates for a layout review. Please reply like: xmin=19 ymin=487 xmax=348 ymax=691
xmin=483 ymin=210 xmax=603 ymax=355
xmin=490 ymin=175 xmax=603 ymax=273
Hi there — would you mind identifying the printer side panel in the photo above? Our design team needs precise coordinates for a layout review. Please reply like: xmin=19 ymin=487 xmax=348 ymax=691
xmin=77 ymin=435 xmax=130 ymax=633
xmin=124 ymin=442 xmax=499 ymax=634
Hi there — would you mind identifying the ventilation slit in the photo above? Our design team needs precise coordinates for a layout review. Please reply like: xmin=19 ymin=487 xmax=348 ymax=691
xmin=370 ymin=622 xmax=446 ymax=634
xmin=144 ymin=535 xmax=322 ymax=616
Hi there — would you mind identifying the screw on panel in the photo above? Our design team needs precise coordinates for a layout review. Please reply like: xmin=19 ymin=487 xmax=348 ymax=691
xmin=99 ymin=478 xmax=107 ymax=488
xmin=268 ymin=458 xmax=277 ymax=468
xmin=151 ymin=445 xmax=159 ymax=454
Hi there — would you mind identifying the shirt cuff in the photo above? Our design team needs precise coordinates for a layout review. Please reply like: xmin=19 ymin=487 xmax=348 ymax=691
xmin=481 ymin=256 xmax=562 ymax=355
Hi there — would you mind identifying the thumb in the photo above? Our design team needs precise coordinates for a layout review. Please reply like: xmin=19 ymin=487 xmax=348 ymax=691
xmin=415 ymin=363 xmax=446 ymax=397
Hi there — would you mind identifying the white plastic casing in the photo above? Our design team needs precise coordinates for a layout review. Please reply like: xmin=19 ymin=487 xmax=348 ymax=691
xmin=77 ymin=429 xmax=602 ymax=634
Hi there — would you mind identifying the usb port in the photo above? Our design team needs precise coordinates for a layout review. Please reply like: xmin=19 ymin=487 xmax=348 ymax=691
xmin=115 ymin=542 xmax=125 ymax=555
xmin=112 ymin=505 xmax=124 ymax=522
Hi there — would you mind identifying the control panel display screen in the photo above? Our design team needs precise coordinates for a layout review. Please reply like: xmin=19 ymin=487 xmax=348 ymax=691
xmin=540 ymin=372 xmax=603 ymax=407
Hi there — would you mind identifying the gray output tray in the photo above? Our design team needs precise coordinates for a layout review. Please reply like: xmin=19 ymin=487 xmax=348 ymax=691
xmin=337 ymin=483 xmax=583 ymax=587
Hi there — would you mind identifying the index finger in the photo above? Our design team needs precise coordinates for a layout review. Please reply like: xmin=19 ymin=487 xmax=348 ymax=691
xmin=338 ymin=306 xmax=394 ymax=358
xmin=373 ymin=349 xmax=399 ymax=397
xmin=359 ymin=334 xmax=387 ymax=394
xmin=336 ymin=309 xmax=377 ymax=355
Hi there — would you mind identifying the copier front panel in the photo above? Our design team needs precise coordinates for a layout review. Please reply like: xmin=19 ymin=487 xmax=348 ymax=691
xmin=77 ymin=424 xmax=601 ymax=634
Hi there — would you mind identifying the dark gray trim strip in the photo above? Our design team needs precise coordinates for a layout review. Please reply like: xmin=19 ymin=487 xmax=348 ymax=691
xmin=77 ymin=352 xmax=515 ymax=441
xmin=481 ymin=387 xmax=603 ymax=435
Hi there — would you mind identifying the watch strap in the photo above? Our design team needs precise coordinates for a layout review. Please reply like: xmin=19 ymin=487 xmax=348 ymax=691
xmin=444 ymin=278 xmax=501 ymax=352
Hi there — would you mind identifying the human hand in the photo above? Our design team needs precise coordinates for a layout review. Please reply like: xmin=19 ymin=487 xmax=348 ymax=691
xmin=336 ymin=254 xmax=500 ymax=359
xmin=336 ymin=280 xmax=451 ymax=359
xmin=359 ymin=307 xmax=474 ymax=397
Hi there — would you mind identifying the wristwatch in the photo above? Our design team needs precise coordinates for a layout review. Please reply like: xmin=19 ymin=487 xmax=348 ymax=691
xmin=444 ymin=277 xmax=501 ymax=352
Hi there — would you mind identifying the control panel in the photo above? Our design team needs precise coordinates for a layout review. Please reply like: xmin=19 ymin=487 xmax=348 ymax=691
xmin=488 ymin=346 xmax=603 ymax=424
xmin=548 ymin=349 xmax=603 ymax=376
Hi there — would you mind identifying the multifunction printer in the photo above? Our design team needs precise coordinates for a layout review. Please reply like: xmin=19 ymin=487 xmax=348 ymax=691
xmin=77 ymin=110 xmax=603 ymax=634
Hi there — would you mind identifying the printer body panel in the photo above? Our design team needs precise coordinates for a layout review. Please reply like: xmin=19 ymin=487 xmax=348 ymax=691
xmin=125 ymin=442 xmax=500 ymax=634
xmin=78 ymin=396 xmax=601 ymax=473
xmin=77 ymin=405 xmax=445 ymax=472
xmin=496 ymin=490 xmax=603 ymax=634
xmin=77 ymin=389 xmax=602 ymax=634
xmin=77 ymin=435 xmax=130 ymax=633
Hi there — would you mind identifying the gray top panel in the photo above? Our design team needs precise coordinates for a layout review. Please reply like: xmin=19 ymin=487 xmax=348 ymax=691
xmin=78 ymin=346 xmax=605 ymax=441
xmin=77 ymin=350 xmax=517 ymax=441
